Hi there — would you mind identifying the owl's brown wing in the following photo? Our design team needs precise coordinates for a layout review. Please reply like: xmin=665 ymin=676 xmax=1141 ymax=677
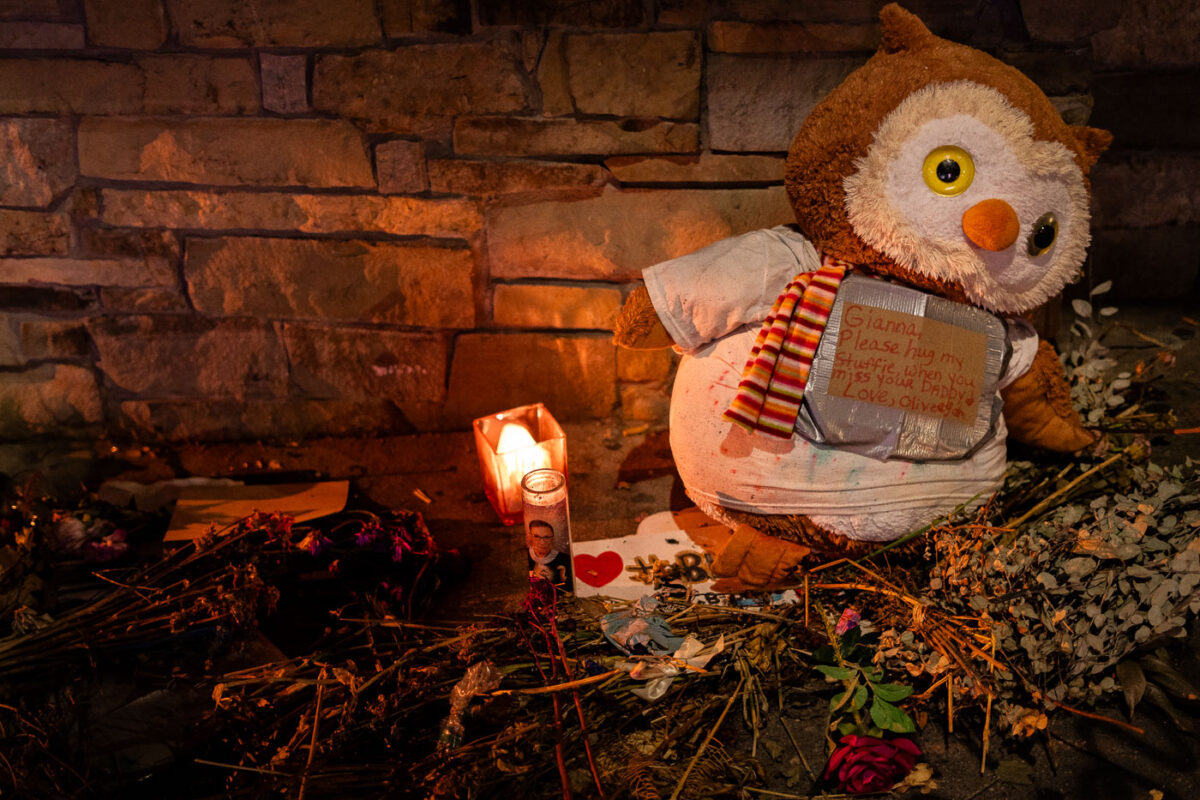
xmin=613 ymin=284 xmax=674 ymax=350
xmin=1001 ymin=340 xmax=1096 ymax=453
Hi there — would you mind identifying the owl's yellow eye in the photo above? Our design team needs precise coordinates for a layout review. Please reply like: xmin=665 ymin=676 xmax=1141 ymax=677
xmin=922 ymin=146 xmax=975 ymax=196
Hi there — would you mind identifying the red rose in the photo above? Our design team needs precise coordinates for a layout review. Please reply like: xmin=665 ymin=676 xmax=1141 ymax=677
xmin=823 ymin=734 xmax=921 ymax=795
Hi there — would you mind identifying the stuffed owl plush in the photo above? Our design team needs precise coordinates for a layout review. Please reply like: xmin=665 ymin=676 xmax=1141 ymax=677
xmin=614 ymin=4 xmax=1109 ymax=570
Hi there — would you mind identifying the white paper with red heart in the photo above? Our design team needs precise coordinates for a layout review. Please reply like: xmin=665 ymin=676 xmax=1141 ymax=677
xmin=571 ymin=509 xmax=728 ymax=600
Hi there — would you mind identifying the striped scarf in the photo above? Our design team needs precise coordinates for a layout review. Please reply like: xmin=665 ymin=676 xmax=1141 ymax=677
xmin=722 ymin=254 xmax=851 ymax=437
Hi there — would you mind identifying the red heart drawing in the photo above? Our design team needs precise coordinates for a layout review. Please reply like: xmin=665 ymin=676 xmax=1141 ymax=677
xmin=573 ymin=551 xmax=623 ymax=587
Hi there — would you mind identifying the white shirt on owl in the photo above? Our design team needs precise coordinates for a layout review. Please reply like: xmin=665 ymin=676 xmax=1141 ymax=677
xmin=642 ymin=225 xmax=1038 ymax=542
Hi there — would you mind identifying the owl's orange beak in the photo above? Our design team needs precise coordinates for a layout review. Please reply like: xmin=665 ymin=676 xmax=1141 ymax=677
xmin=962 ymin=198 xmax=1020 ymax=251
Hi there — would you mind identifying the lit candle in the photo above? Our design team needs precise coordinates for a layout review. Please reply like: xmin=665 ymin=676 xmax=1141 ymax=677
xmin=496 ymin=422 xmax=552 ymax=511
xmin=473 ymin=403 xmax=567 ymax=525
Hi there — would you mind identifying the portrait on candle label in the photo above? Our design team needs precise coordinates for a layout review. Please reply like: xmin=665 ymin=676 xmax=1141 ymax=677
xmin=522 ymin=468 xmax=571 ymax=587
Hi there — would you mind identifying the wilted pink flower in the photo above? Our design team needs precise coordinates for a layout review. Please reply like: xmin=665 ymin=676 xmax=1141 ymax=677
xmin=354 ymin=524 xmax=382 ymax=547
xmin=824 ymin=735 xmax=920 ymax=795
xmin=49 ymin=516 xmax=88 ymax=553
xmin=83 ymin=529 xmax=129 ymax=563
xmin=297 ymin=531 xmax=332 ymax=557
xmin=835 ymin=606 xmax=861 ymax=635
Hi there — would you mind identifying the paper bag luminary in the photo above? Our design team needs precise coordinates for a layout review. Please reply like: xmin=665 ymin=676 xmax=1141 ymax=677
xmin=472 ymin=403 xmax=567 ymax=525
xmin=611 ymin=3 xmax=1108 ymax=570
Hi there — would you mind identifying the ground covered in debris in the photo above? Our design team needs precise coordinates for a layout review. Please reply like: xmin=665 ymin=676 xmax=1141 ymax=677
xmin=1 ymin=303 xmax=1198 ymax=799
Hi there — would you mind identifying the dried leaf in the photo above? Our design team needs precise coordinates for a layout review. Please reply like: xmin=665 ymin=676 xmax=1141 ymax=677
xmin=1115 ymin=660 xmax=1146 ymax=719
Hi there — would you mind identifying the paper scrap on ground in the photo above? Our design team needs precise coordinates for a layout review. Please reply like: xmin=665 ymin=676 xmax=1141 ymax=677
xmin=164 ymin=481 xmax=350 ymax=542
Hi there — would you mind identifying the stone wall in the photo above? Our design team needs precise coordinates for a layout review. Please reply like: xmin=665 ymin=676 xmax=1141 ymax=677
xmin=0 ymin=0 xmax=1195 ymax=444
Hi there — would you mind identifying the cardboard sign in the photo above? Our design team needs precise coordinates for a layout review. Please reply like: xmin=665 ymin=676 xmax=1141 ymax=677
xmin=571 ymin=510 xmax=800 ymax=608
xmin=828 ymin=303 xmax=987 ymax=423
xmin=164 ymin=481 xmax=350 ymax=542
xmin=571 ymin=510 xmax=717 ymax=601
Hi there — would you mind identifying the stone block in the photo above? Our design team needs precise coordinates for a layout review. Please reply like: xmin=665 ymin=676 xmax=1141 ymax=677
xmin=261 ymin=54 xmax=308 ymax=114
xmin=658 ymin=0 xmax=707 ymax=26
xmin=0 ymin=0 xmax=66 ymax=19
xmin=605 ymin=153 xmax=784 ymax=184
xmin=313 ymin=42 xmax=529 ymax=127
xmin=1001 ymin=51 xmax=1092 ymax=96
xmin=534 ymin=30 xmax=573 ymax=116
xmin=17 ymin=318 xmax=90 ymax=362
xmin=707 ymin=21 xmax=878 ymax=53
xmin=100 ymin=189 xmax=481 ymax=239
xmin=0 ymin=59 xmax=142 ymax=114
xmin=444 ymin=332 xmax=616 ymax=425
xmin=89 ymin=316 xmax=289 ymax=399
xmin=1019 ymin=0 xmax=1122 ymax=42
xmin=0 ymin=118 xmax=75 ymax=208
xmin=454 ymin=117 xmax=700 ymax=157
xmin=116 ymin=397 xmax=432 ymax=441
xmin=1091 ymin=0 xmax=1200 ymax=67
xmin=1090 ymin=72 xmax=1200 ymax=149
xmin=493 ymin=284 xmax=621 ymax=329
xmin=1091 ymin=155 xmax=1200 ymax=229
xmin=0 ymin=21 xmax=85 ymax=48
xmin=0 ymin=210 xmax=69 ymax=256
xmin=0 ymin=257 xmax=175 ymax=287
xmin=100 ymin=287 xmax=188 ymax=312
xmin=185 ymin=237 xmax=475 ymax=327
xmin=620 ymin=383 xmax=670 ymax=422
xmin=477 ymin=0 xmax=644 ymax=27
xmin=141 ymin=55 xmax=259 ymax=114
xmin=428 ymin=159 xmax=605 ymax=196
xmin=0 ymin=286 xmax=97 ymax=312
xmin=707 ymin=55 xmax=864 ymax=152
xmin=79 ymin=118 xmax=373 ymax=188
xmin=167 ymin=0 xmax=380 ymax=47
xmin=83 ymin=0 xmax=167 ymax=49
xmin=1049 ymin=95 xmax=1093 ymax=126
xmin=281 ymin=323 xmax=448 ymax=430
xmin=565 ymin=32 xmax=700 ymax=119
xmin=376 ymin=140 xmax=428 ymax=194
xmin=0 ymin=364 xmax=102 ymax=436
xmin=381 ymin=0 xmax=470 ymax=35
xmin=617 ymin=347 xmax=675 ymax=382
xmin=0 ymin=316 xmax=88 ymax=365
xmin=1089 ymin=227 xmax=1200 ymax=300
xmin=715 ymin=0 xmax=984 ymax=30
xmin=488 ymin=186 xmax=792 ymax=281
xmin=78 ymin=227 xmax=179 ymax=278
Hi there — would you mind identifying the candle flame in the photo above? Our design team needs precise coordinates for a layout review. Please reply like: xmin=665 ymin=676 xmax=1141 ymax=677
xmin=497 ymin=422 xmax=552 ymax=483
xmin=497 ymin=422 xmax=537 ymax=453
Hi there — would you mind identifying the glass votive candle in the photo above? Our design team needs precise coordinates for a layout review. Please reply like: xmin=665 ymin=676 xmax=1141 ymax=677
xmin=521 ymin=468 xmax=572 ymax=588
xmin=473 ymin=403 xmax=567 ymax=525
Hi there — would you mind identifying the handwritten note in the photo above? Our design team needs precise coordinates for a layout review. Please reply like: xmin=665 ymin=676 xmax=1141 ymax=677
xmin=828 ymin=303 xmax=987 ymax=422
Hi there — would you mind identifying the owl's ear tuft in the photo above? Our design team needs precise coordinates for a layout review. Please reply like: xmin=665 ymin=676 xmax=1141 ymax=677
xmin=1070 ymin=125 xmax=1112 ymax=172
xmin=880 ymin=3 xmax=937 ymax=54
